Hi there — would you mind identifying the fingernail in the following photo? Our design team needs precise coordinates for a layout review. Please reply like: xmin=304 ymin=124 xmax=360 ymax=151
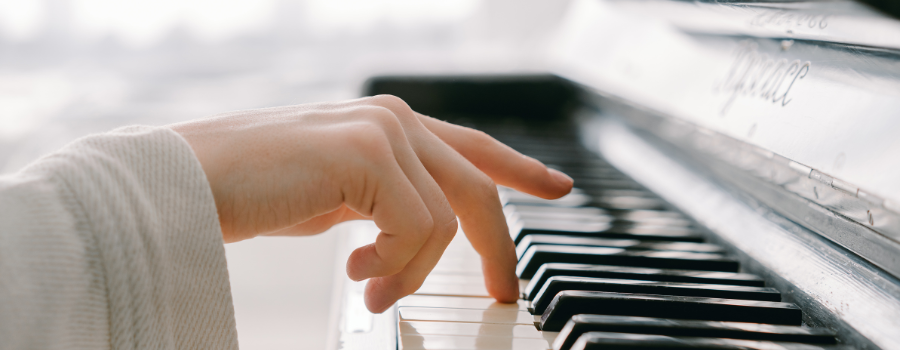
xmin=548 ymin=168 xmax=573 ymax=186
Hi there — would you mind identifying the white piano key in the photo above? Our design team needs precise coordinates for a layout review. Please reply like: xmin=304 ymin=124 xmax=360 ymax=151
xmin=399 ymin=321 xmax=543 ymax=338
xmin=520 ymin=219 xmax=612 ymax=233
xmin=542 ymin=331 xmax=559 ymax=344
xmin=399 ymin=307 xmax=534 ymax=325
xmin=415 ymin=274 xmax=490 ymax=297
xmin=418 ymin=274 xmax=489 ymax=298
xmin=416 ymin=282 xmax=490 ymax=297
xmin=499 ymin=187 xmax=591 ymax=207
xmin=433 ymin=258 xmax=483 ymax=274
xmin=399 ymin=295 xmax=528 ymax=311
xmin=446 ymin=241 xmax=479 ymax=253
xmin=431 ymin=267 xmax=483 ymax=276
xmin=437 ymin=254 xmax=481 ymax=270
xmin=399 ymin=321 xmax=561 ymax=345
xmin=445 ymin=229 xmax=480 ymax=254
xmin=519 ymin=279 xmax=531 ymax=293
xmin=399 ymin=334 xmax=551 ymax=350
xmin=509 ymin=204 xmax=607 ymax=217
xmin=443 ymin=246 xmax=480 ymax=259
xmin=424 ymin=274 xmax=486 ymax=284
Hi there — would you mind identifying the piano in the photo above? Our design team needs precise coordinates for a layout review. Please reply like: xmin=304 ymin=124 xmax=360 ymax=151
xmin=328 ymin=0 xmax=900 ymax=349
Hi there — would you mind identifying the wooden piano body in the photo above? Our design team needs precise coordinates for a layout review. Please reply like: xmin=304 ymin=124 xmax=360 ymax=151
xmin=328 ymin=1 xmax=900 ymax=349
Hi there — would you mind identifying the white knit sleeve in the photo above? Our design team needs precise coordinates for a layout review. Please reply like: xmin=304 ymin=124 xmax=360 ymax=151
xmin=0 ymin=126 xmax=238 ymax=350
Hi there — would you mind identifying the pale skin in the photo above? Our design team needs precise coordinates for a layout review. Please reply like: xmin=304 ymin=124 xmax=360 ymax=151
xmin=169 ymin=95 xmax=574 ymax=313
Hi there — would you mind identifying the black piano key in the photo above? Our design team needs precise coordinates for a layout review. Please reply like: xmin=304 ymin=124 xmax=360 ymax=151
xmin=525 ymin=263 xmax=765 ymax=300
xmin=593 ymin=195 xmax=667 ymax=210
xmin=610 ymin=222 xmax=697 ymax=233
xmin=516 ymin=235 xmax=635 ymax=259
xmin=513 ymin=223 xmax=704 ymax=244
xmin=543 ymin=160 xmax=614 ymax=170
xmin=517 ymin=245 xmax=739 ymax=279
xmin=505 ymin=207 xmax=611 ymax=229
xmin=609 ymin=212 xmax=694 ymax=230
xmin=586 ymin=189 xmax=658 ymax=198
xmin=569 ymin=332 xmax=845 ymax=350
xmin=541 ymin=167 xmax=621 ymax=178
xmin=528 ymin=153 xmax=608 ymax=165
xmin=565 ymin=175 xmax=644 ymax=186
xmin=516 ymin=234 xmax=723 ymax=259
xmin=614 ymin=217 xmax=693 ymax=227
xmin=501 ymin=188 xmax=594 ymax=207
xmin=540 ymin=291 xmax=802 ymax=331
xmin=576 ymin=177 xmax=637 ymax=186
xmin=613 ymin=210 xmax=689 ymax=223
xmin=505 ymin=144 xmax=589 ymax=157
xmin=507 ymin=213 xmax=615 ymax=224
xmin=582 ymin=180 xmax=646 ymax=191
xmin=509 ymin=204 xmax=609 ymax=218
xmin=517 ymin=219 xmax=613 ymax=236
xmin=554 ymin=315 xmax=837 ymax=350
xmin=531 ymin=276 xmax=781 ymax=314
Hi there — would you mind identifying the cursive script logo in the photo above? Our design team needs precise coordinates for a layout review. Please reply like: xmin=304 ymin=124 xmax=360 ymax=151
xmin=715 ymin=41 xmax=810 ymax=115
xmin=749 ymin=10 xmax=829 ymax=31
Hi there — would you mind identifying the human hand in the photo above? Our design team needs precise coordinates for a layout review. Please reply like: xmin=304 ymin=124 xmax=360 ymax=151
xmin=169 ymin=95 xmax=573 ymax=312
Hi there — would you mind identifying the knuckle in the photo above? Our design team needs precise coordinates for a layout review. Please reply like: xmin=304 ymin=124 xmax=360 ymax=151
xmin=363 ymin=105 xmax=404 ymax=132
xmin=475 ymin=174 xmax=499 ymax=200
xmin=436 ymin=216 xmax=459 ymax=244
xmin=431 ymin=200 xmax=458 ymax=244
xmin=457 ymin=173 xmax=499 ymax=215
xmin=417 ymin=213 xmax=436 ymax=241
xmin=368 ymin=94 xmax=416 ymax=122
xmin=369 ymin=94 xmax=412 ymax=111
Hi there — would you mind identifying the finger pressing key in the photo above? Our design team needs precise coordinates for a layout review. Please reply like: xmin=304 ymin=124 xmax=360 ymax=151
xmin=363 ymin=96 xmax=521 ymax=306
xmin=413 ymin=125 xmax=520 ymax=303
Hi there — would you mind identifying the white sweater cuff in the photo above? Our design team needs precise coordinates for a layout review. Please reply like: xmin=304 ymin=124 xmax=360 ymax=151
xmin=24 ymin=125 xmax=237 ymax=349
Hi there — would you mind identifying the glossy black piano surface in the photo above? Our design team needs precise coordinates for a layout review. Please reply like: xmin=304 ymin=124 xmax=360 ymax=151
xmin=330 ymin=74 xmax=895 ymax=349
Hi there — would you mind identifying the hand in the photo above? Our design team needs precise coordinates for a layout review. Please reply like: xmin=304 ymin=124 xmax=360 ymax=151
xmin=169 ymin=95 xmax=573 ymax=312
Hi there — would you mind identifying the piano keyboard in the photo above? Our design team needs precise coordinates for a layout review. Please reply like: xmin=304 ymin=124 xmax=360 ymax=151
xmin=394 ymin=128 xmax=850 ymax=350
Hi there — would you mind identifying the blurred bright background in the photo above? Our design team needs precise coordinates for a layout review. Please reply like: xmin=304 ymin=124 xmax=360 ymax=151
xmin=0 ymin=0 xmax=569 ymax=348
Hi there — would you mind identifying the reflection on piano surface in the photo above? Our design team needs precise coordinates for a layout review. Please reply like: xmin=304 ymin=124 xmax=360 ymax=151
xmin=330 ymin=0 xmax=900 ymax=349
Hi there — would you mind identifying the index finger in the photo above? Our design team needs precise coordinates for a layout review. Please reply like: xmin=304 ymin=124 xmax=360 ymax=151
xmin=416 ymin=113 xmax=574 ymax=199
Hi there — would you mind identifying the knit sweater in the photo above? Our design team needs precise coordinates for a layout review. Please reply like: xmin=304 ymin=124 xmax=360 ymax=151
xmin=0 ymin=126 xmax=238 ymax=349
